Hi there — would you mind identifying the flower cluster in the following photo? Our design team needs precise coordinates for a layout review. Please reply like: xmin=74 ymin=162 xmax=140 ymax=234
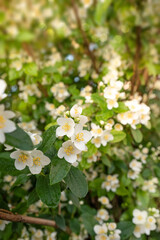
xmin=91 ymin=123 xmax=114 ymax=148
xmin=57 ymin=105 xmax=92 ymax=163
xmin=10 ymin=149 xmax=50 ymax=174
xmin=133 ymin=209 xmax=158 ymax=238
xmin=51 ymin=82 xmax=70 ymax=103
xmin=117 ymin=99 xmax=150 ymax=129
xmin=102 ymin=174 xmax=119 ymax=192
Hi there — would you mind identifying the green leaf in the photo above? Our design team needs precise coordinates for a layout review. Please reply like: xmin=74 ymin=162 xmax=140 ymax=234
xmin=65 ymin=167 xmax=88 ymax=198
xmin=81 ymin=213 xmax=97 ymax=236
xmin=17 ymin=31 xmax=34 ymax=42
xmin=94 ymin=0 xmax=113 ymax=25
xmin=131 ymin=129 xmax=143 ymax=143
xmin=54 ymin=215 xmax=66 ymax=231
xmin=28 ymin=189 xmax=39 ymax=206
xmin=96 ymin=110 xmax=113 ymax=122
xmin=5 ymin=126 xmax=34 ymax=150
xmin=50 ymin=158 xmax=71 ymax=185
xmin=68 ymin=191 xmax=80 ymax=208
xmin=117 ymin=221 xmax=135 ymax=240
xmin=116 ymin=186 xmax=128 ymax=196
xmin=137 ymin=190 xmax=150 ymax=208
xmin=92 ymin=93 xmax=107 ymax=110
xmin=36 ymin=175 xmax=60 ymax=207
xmin=111 ymin=130 xmax=126 ymax=143
xmin=11 ymin=174 xmax=29 ymax=189
xmin=23 ymin=62 xmax=38 ymax=76
xmin=38 ymin=125 xmax=57 ymax=153
xmin=8 ymin=69 xmax=23 ymax=81
xmin=69 ymin=219 xmax=80 ymax=235
xmin=83 ymin=142 xmax=97 ymax=158
xmin=0 ymin=152 xmax=21 ymax=176
xmin=114 ymin=102 xmax=129 ymax=113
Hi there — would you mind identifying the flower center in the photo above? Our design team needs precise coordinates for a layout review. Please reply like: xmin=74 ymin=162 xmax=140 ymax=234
xmin=0 ymin=115 xmax=6 ymax=129
xmin=18 ymin=153 xmax=28 ymax=163
xmin=74 ymin=109 xmax=79 ymax=114
xmin=62 ymin=123 xmax=71 ymax=132
xmin=33 ymin=157 xmax=41 ymax=166
xmin=104 ymin=134 xmax=109 ymax=140
xmin=64 ymin=145 xmax=74 ymax=156
xmin=137 ymin=215 xmax=143 ymax=221
xmin=75 ymin=132 xmax=84 ymax=142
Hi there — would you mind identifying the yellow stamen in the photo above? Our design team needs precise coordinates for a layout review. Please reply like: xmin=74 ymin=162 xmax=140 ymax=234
xmin=62 ymin=123 xmax=71 ymax=132
xmin=64 ymin=146 xmax=74 ymax=156
xmin=75 ymin=132 xmax=84 ymax=142
xmin=18 ymin=154 xmax=28 ymax=163
xmin=33 ymin=157 xmax=41 ymax=166
xmin=0 ymin=115 xmax=6 ymax=129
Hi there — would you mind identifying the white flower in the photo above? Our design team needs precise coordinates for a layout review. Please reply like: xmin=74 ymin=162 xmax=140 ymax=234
xmin=108 ymin=223 xmax=117 ymax=231
xmin=91 ymin=123 xmax=103 ymax=137
xmin=98 ymin=196 xmax=112 ymax=208
xmin=58 ymin=140 xmax=80 ymax=163
xmin=79 ymin=115 xmax=88 ymax=125
xmin=95 ymin=234 xmax=108 ymax=240
xmin=97 ymin=209 xmax=109 ymax=221
xmin=101 ymin=130 xmax=113 ymax=146
xmin=29 ymin=150 xmax=50 ymax=174
xmin=0 ymin=105 xmax=16 ymax=143
xmin=104 ymin=86 xmax=118 ymax=100
xmin=28 ymin=132 xmax=42 ymax=145
xmin=144 ymin=216 xmax=156 ymax=235
xmin=10 ymin=150 xmax=33 ymax=170
xmin=91 ymin=137 xmax=101 ymax=148
xmin=0 ymin=79 xmax=7 ymax=100
xmin=0 ymin=220 xmax=8 ymax=231
xmin=70 ymin=105 xmax=82 ymax=118
xmin=71 ymin=124 xmax=92 ymax=151
xmin=56 ymin=117 xmax=75 ymax=137
xmin=129 ymin=159 xmax=142 ymax=173
xmin=81 ymin=0 xmax=93 ymax=8
xmin=47 ymin=232 xmax=57 ymax=240
xmin=133 ymin=224 xmax=145 ymax=238
xmin=114 ymin=123 xmax=123 ymax=131
xmin=94 ymin=224 xmax=108 ymax=235
xmin=107 ymin=99 xmax=118 ymax=110
xmin=133 ymin=209 xmax=148 ymax=225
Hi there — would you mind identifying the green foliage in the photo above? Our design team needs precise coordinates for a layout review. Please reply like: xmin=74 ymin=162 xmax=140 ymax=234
xmin=36 ymin=175 xmax=61 ymax=207
xmin=50 ymin=157 xmax=71 ymax=185
xmin=65 ymin=167 xmax=88 ymax=198
xmin=5 ymin=126 xmax=34 ymax=150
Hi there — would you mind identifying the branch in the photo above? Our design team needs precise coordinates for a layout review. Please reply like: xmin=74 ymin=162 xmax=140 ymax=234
xmin=0 ymin=210 xmax=56 ymax=227
xmin=131 ymin=26 xmax=142 ymax=95
xmin=0 ymin=209 xmax=71 ymax=234
xmin=71 ymin=0 xmax=99 ymax=73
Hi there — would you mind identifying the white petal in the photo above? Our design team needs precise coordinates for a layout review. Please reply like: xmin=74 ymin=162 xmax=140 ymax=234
xmin=41 ymin=156 xmax=51 ymax=166
xmin=64 ymin=154 xmax=77 ymax=163
xmin=29 ymin=165 xmax=42 ymax=174
xmin=15 ymin=159 xmax=26 ymax=170
xmin=0 ymin=130 xmax=5 ymax=143
xmin=56 ymin=127 xmax=65 ymax=137
xmin=3 ymin=120 xmax=16 ymax=133
xmin=3 ymin=111 xmax=15 ymax=119
xmin=57 ymin=148 xmax=64 ymax=159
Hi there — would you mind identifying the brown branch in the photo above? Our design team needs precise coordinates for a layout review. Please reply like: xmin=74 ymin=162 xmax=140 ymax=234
xmin=0 ymin=210 xmax=56 ymax=227
xmin=0 ymin=209 xmax=71 ymax=234
xmin=71 ymin=0 xmax=99 ymax=73
xmin=131 ymin=26 xmax=142 ymax=95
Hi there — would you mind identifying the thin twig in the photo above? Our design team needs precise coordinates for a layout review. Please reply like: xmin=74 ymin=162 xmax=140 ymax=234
xmin=71 ymin=0 xmax=99 ymax=73
xmin=131 ymin=26 xmax=142 ymax=95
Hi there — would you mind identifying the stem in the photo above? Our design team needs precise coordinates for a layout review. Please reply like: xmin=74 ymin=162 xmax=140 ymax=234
xmin=71 ymin=0 xmax=99 ymax=73
xmin=0 ymin=210 xmax=56 ymax=227
xmin=131 ymin=26 xmax=142 ymax=95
